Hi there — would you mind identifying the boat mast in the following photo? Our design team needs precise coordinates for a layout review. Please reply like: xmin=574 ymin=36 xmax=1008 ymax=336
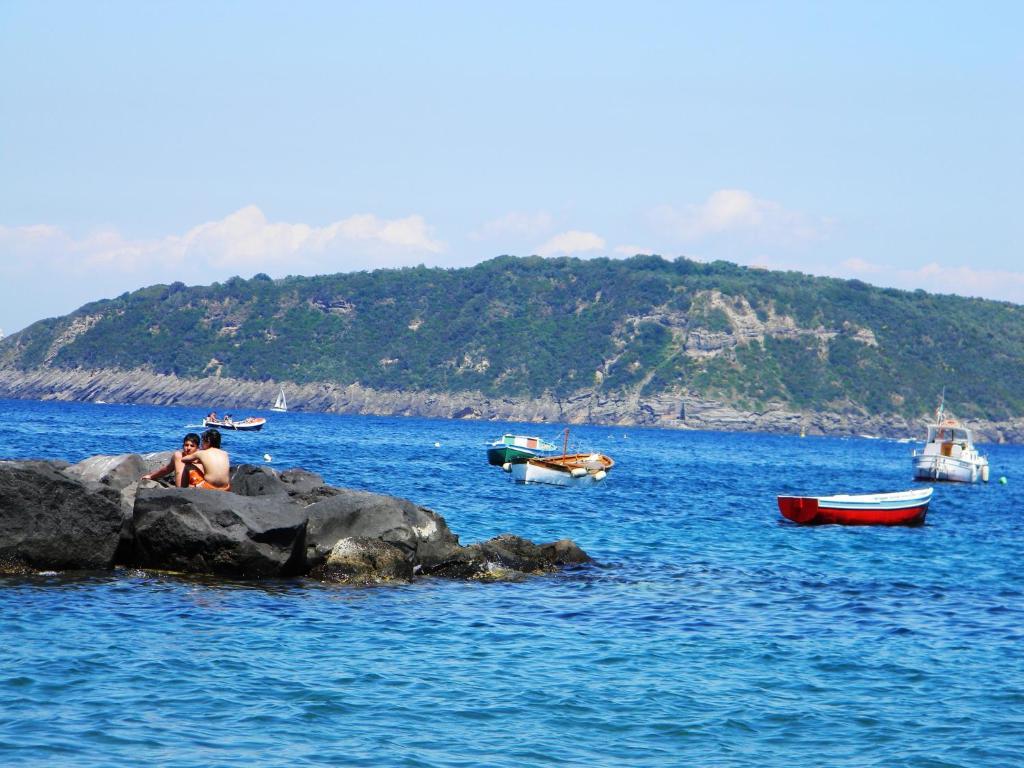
xmin=562 ymin=427 xmax=569 ymax=457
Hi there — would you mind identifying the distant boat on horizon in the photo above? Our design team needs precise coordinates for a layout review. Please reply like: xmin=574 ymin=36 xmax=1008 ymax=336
xmin=271 ymin=385 xmax=288 ymax=413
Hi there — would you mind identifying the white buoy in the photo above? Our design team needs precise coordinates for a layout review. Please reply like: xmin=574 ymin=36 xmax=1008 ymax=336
xmin=502 ymin=462 xmax=512 ymax=472
xmin=434 ymin=441 xmax=441 ymax=448
xmin=263 ymin=453 xmax=272 ymax=462
xmin=570 ymin=467 xmax=588 ymax=478
xmin=981 ymin=465 xmax=990 ymax=483
xmin=593 ymin=470 xmax=607 ymax=481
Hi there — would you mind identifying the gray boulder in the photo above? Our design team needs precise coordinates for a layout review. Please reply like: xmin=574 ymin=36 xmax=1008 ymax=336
xmin=63 ymin=453 xmax=147 ymax=491
xmin=63 ymin=452 xmax=159 ymax=564
xmin=0 ymin=459 xmax=123 ymax=571
xmin=304 ymin=488 xmax=461 ymax=570
xmin=422 ymin=534 xmax=591 ymax=581
xmin=132 ymin=487 xmax=308 ymax=578
xmin=310 ymin=537 xmax=414 ymax=585
xmin=230 ymin=464 xmax=326 ymax=500
xmin=230 ymin=463 xmax=293 ymax=496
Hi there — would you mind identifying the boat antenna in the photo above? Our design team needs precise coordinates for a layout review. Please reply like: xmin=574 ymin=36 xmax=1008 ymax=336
xmin=936 ymin=387 xmax=946 ymax=422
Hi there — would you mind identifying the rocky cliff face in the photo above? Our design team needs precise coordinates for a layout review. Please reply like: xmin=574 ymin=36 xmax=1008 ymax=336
xmin=2 ymin=364 xmax=1022 ymax=443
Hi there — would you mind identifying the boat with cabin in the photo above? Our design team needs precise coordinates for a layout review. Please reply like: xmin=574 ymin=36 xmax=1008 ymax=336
xmin=486 ymin=433 xmax=558 ymax=466
xmin=911 ymin=396 xmax=989 ymax=483
xmin=777 ymin=488 xmax=933 ymax=526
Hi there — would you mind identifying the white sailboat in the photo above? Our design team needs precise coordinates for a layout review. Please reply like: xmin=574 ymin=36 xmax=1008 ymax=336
xmin=271 ymin=385 xmax=288 ymax=412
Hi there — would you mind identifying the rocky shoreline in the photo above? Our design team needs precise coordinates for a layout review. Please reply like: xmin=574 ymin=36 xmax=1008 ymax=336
xmin=2 ymin=365 xmax=1023 ymax=443
xmin=0 ymin=453 xmax=589 ymax=583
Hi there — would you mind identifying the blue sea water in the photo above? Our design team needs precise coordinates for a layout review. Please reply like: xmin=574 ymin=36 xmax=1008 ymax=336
xmin=1 ymin=398 xmax=1023 ymax=767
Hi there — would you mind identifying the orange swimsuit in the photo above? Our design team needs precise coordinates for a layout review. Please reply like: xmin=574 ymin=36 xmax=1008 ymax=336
xmin=194 ymin=478 xmax=231 ymax=492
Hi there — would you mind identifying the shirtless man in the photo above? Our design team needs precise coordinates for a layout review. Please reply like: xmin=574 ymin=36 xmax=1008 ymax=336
xmin=142 ymin=433 xmax=201 ymax=487
xmin=181 ymin=428 xmax=232 ymax=491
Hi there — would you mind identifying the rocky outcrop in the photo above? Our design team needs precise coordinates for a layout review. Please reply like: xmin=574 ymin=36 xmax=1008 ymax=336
xmin=310 ymin=537 xmax=415 ymax=585
xmin=2 ymin=365 xmax=1022 ymax=443
xmin=0 ymin=460 xmax=123 ymax=571
xmin=132 ymin=486 xmax=309 ymax=578
xmin=0 ymin=455 xmax=588 ymax=584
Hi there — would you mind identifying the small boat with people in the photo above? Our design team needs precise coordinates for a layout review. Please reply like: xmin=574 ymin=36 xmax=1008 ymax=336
xmin=911 ymin=393 xmax=989 ymax=483
xmin=507 ymin=429 xmax=614 ymax=486
xmin=486 ymin=433 xmax=558 ymax=466
xmin=777 ymin=488 xmax=933 ymax=526
xmin=203 ymin=413 xmax=267 ymax=432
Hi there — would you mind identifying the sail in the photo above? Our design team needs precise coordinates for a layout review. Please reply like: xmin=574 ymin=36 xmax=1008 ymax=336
xmin=272 ymin=386 xmax=287 ymax=412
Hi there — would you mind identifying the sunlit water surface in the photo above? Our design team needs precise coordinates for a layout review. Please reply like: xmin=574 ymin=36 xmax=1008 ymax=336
xmin=1 ymin=399 xmax=1022 ymax=766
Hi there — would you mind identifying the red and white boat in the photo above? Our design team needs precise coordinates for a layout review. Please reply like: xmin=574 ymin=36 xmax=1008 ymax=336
xmin=777 ymin=488 xmax=933 ymax=526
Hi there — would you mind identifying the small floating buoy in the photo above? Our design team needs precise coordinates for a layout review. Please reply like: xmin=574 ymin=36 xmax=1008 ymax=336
xmin=593 ymin=470 xmax=607 ymax=481
xmin=999 ymin=476 xmax=1008 ymax=485
xmin=263 ymin=453 xmax=272 ymax=462
xmin=501 ymin=462 xmax=512 ymax=472
xmin=434 ymin=441 xmax=441 ymax=448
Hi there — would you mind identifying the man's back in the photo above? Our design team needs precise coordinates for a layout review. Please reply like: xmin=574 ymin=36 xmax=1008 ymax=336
xmin=194 ymin=447 xmax=230 ymax=487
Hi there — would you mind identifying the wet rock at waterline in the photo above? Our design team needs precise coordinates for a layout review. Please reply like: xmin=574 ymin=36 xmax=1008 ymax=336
xmin=0 ymin=455 xmax=588 ymax=583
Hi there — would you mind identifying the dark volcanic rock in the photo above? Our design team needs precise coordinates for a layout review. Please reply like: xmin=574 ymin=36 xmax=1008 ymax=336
xmin=310 ymin=537 xmax=414 ymax=585
xmin=230 ymin=464 xmax=292 ymax=497
xmin=0 ymin=455 xmax=590 ymax=584
xmin=230 ymin=464 xmax=326 ymax=499
xmin=423 ymin=534 xmax=588 ymax=581
xmin=64 ymin=452 xmax=160 ymax=564
xmin=132 ymin=487 xmax=308 ymax=577
xmin=63 ymin=453 xmax=147 ymax=491
xmin=304 ymin=489 xmax=460 ymax=570
xmin=0 ymin=460 xmax=123 ymax=571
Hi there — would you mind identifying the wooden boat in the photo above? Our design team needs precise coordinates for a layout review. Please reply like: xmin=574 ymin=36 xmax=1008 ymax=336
xmin=777 ymin=488 xmax=933 ymax=526
xmin=270 ymin=386 xmax=288 ymax=413
xmin=911 ymin=396 xmax=988 ymax=483
xmin=486 ymin=433 xmax=557 ymax=466
xmin=508 ymin=429 xmax=614 ymax=486
xmin=203 ymin=416 xmax=267 ymax=432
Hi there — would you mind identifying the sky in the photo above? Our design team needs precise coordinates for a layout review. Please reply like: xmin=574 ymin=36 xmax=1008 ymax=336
xmin=1 ymin=1 xmax=1021 ymax=335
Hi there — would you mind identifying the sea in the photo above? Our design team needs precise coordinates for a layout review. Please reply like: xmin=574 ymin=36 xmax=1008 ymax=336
xmin=1 ymin=398 xmax=1022 ymax=767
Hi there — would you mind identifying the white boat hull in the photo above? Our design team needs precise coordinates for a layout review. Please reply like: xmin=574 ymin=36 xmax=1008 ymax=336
xmin=509 ymin=459 xmax=608 ymax=486
xmin=912 ymin=453 xmax=988 ymax=483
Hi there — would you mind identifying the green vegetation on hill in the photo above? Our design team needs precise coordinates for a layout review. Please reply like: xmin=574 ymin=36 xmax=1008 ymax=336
xmin=3 ymin=255 xmax=1023 ymax=420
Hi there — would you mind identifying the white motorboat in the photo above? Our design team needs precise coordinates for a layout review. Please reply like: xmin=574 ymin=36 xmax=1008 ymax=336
xmin=911 ymin=398 xmax=989 ymax=483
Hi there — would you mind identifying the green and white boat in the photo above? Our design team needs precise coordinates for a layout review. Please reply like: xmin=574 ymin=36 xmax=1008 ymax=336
xmin=486 ymin=434 xmax=558 ymax=466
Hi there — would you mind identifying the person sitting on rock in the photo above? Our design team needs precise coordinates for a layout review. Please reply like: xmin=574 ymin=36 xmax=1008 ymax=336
xmin=141 ymin=433 xmax=202 ymax=487
xmin=180 ymin=428 xmax=231 ymax=491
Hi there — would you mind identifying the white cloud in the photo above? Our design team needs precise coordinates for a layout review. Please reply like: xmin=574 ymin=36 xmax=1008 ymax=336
xmin=0 ymin=207 xmax=446 ymax=333
xmin=652 ymin=189 xmax=831 ymax=244
xmin=536 ymin=230 xmax=606 ymax=257
xmin=841 ymin=258 xmax=1024 ymax=302
xmin=471 ymin=211 xmax=555 ymax=240
xmin=0 ymin=206 xmax=445 ymax=276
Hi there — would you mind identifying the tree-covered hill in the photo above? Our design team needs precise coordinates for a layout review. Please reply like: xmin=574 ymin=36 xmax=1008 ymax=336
xmin=3 ymin=255 xmax=1023 ymax=421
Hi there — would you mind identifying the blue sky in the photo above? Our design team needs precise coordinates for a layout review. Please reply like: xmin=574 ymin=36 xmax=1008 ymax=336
xmin=1 ymin=1 xmax=1021 ymax=335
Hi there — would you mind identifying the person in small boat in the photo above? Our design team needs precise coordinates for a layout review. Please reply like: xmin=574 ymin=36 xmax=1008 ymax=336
xmin=180 ymin=428 xmax=231 ymax=491
xmin=207 ymin=410 xmax=217 ymax=421
xmin=141 ymin=433 xmax=202 ymax=487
